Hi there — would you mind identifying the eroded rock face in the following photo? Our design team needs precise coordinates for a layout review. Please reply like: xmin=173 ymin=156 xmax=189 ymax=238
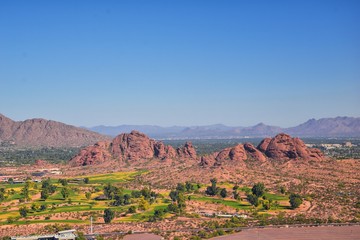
xmin=257 ymin=138 xmax=271 ymax=152
xmin=258 ymin=133 xmax=325 ymax=161
xmin=214 ymin=143 xmax=267 ymax=164
xmin=111 ymin=131 xmax=155 ymax=161
xmin=199 ymin=155 xmax=216 ymax=167
xmin=243 ymin=143 xmax=267 ymax=161
xmin=69 ymin=131 xmax=196 ymax=166
xmin=154 ymin=141 xmax=177 ymax=159
xmin=70 ymin=141 xmax=112 ymax=166
xmin=177 ymin=142 xmax=197 ymax=159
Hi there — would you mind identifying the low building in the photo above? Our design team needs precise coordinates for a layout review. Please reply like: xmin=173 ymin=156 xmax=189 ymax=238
xmin=11 ymin=229 xmax=77 ymax=240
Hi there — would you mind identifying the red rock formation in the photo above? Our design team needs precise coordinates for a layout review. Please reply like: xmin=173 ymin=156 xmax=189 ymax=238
xmin=243 ymin=143 xmax=267 ymax=161
xmin=69 ymin=131 xmax=197 ymax=166
xmin=215 ymin=143 xmax=266 ymax=163
xmin=69 ymin=141 xmax=112 ymax=166
xmin=154 ymin=141 xmax=176 ymax=159
xmin=111 ymin=131 xmax=156 ymax=161
xmin=199 ymin=155 xmax=216 ymax=167
xmin=257 ymin=133 xmax=324 ymax=161
xmin=176 ymin=142 xmax=197 ymax=159
xmin=257 ymin=138 xmax=271 ymax=152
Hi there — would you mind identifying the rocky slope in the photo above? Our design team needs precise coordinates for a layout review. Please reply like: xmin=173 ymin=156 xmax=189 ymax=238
xmin=0 ymin=113 xmax=109 ymax=147
xmin=70 ymin=131 xmax=324 ymax=167
xmin=69 ymin=130 xmax=197 ymax=166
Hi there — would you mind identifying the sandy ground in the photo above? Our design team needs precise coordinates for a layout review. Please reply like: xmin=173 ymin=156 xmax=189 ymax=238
xmin=123 ymin=233 xmax=163 ymax=240
xmin=210 ymin=225 xmax=360 ymax=240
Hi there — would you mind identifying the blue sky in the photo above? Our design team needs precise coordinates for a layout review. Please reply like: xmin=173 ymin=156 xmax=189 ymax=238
xmin=0 ymin=1 xmax=359 ymax=127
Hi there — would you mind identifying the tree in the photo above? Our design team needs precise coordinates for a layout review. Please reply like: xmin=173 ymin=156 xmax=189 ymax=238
xmin=220 ymin=188 xmax=227 ymax=198
xmin=61 ymin=187 xmax=70 ymax=200
xmin=40 ymin=204 xmax=47 ymax=211
xmin=19 ymin=206 xmax=28 ymax=218
xmin=84 ymin=177 xmax=90 ymax=184
xmin=103 ymin=208 xmax=115 ymax=224
xmin=31 ymin=203 xmax=39 ymax=212
xmin=41 ymin=189 xmax=49 ymax=200
xmin=85 ymin=192 xmax=92 ymax=200
xmin=205 ymin=178 xmax=218 ymax=196
xmin=176 ymin=192 xmax=186 ymax=213
xmin=8 ymin=178 xmax=14 ymax=184
xmin=128 ymin=206 xmax=136 ymax=213
xmin=289 ymin=193 xmax=303 ymax=209
xmin=185 ymin=181 xmax=194 ymax=192
xmin=176 ymin=183 xmax=186 ymax=192
xmin=169 ymin=190 xmax=178 ymax=202
xmin=263 ymin=200 xmax=271 ymax=210
xmin=0 ymin=188 xmax=6 ymax=202
xmin=138 ymin=197 xmax=150 ymax=211
xmin=149 ymin=209 xmax=166 ymax=222
xmin=76 ymin=231 xmax=86 ymax=240
xmin=21 ymin=185 xmax=30 ymax=201
xmin=247 ymin=194 xmax=259 ymax=207
xmin=280 ymin=186 xmax=286 ymax=194
xmin=252 ymin=182 xmax=265 ymax=197
xmin=58 ymin=179 xmax=68 ymax=186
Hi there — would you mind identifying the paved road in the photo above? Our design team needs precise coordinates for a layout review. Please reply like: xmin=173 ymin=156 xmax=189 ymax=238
xmin=210 ymin=225 xmax=360 ymax=240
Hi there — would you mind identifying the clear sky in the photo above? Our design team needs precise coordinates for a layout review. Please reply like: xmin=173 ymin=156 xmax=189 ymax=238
xmin=0 ymin=0 xmax=359 ymax=127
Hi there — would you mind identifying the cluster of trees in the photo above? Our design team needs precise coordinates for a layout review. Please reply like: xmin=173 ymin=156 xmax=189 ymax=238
xmin=0 ymin=188 xmax=6 ymax=202
xmin=101 ymin=184 xmax=163 ymax=223
xmin=289 ymin=193 xmax=303 ymax=209
xmin=40 ymin=178 xmax=57 ymax=200
xmin=149 ymin=182 xmax=198 ymax=222
xmin=205 ymin=179 xmax=227 ymax=198
xmin=103 ymin=183 xmax=159 ymax=208
xmin=246 ymin=182 xmax=265 ymax=207
xmin=0 ymin=147 xmax=81 ymax=166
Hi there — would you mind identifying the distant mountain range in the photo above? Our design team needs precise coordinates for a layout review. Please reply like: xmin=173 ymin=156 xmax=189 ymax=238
xmin=88 ymin=117 xmax=360 ymax=139
xmin=0 ymin=114 xmax=109 ymax=147
xmin=1 ymin=113 xmax=359 ymax=148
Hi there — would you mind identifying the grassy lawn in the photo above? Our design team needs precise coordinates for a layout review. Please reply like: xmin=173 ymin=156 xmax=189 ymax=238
xmin=191 ymin=195 xmax=252 ymax=210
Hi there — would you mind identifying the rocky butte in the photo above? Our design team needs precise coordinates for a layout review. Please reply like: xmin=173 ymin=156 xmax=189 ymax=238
xmin=70 ymin=131 xmax=325 ymax=167
xmin=69 ymin=130 xmax=197 ymax=166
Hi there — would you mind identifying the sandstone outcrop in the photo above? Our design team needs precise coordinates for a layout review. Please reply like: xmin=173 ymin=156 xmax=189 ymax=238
xmin=215 ymin=144 xmax=247 ymax=162
xmin=69 ymin=131 xmax=196 ymax=166
xmin=176 ymin=142 xmax=197 ymax=159
xmin=199 ymin=154 xmax=217 ymax=167
xmin=243 ymin=143 xmax=267 ymax=161
xmin=257 ymin=133 xmax=325 ymax=161
xmin=70 ymin=141 xmax=112 ymax=166
xmin=214 ymin=143 xmax=267 ymax=164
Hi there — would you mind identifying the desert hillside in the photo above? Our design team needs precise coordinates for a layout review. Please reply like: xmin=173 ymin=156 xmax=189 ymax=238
xmin=0 ymin=113 xmax=109 ymax=147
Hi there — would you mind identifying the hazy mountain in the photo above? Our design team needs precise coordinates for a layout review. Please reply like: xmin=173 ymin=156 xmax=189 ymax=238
xmin=286 ymin=117 xmax=360 ymax=137
xmin=88 ymin=117 xmax=360 ymax=139
xmin=0 ymin=114 xmax=109 ymax=147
